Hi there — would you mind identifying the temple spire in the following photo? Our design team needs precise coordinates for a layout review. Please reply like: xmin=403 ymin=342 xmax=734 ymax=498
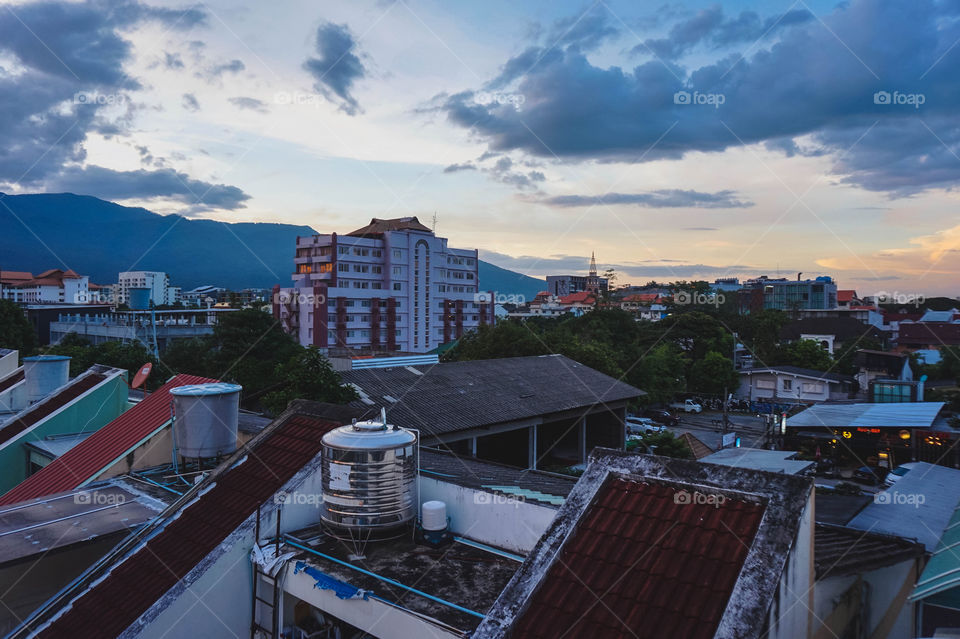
xmin=589 ymin=251 xmax=597 ymax=277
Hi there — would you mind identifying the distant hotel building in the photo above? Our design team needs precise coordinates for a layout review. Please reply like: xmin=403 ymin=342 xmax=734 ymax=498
xmin=546 ymin=253 xmax=608 ymax=297
xmin=0 ymin=269 xmax=90 ymax=304
xmin=738 ymin=275 xmax=838 ymax=312
xmin=275 ymin=217 xmax=493 ymax=353
xmin=117 ymin=271 xmax=177 ymax=306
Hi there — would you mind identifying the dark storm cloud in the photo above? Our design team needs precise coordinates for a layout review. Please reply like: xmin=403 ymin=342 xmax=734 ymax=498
xmin=0 ymin=0 xmax=249 ymax=211
xmin=541 ymin=189 xmax=753 ymax=209
xmin=442 ymin=0 xmax=960 ymax=197
xmin=303 ymin=22 xmax=367 ymax=115
xmin=48 ymin=166 xmax=250 ymax=210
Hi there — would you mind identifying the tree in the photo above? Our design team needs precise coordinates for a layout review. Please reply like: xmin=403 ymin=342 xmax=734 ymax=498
xmin=776 ymin=339 xmax=834 ymax=371
xmin=688 ymin=351 xmax=740 ymax=397
xmin=0 ymin=299 xmax=37 ymax=354
xmin=261 ymin=348 xmax=358 ymax=415
xmin=626 ymin=431 xmax=693 ymax=459
xmin=446 ymin=321 xmax=550 ymax=361
xmin=209 ymin=308 xmax=300 ymax=398
xmin=633 ymin=344 xmax=687 ymax=405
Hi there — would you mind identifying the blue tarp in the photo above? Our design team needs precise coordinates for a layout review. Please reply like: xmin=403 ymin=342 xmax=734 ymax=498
xmin=294 ymin=561 xmax=370 ymax=601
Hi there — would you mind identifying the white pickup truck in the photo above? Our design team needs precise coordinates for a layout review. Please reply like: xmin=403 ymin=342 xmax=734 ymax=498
xmin=669 ymin=399 xmax=702 ymax=413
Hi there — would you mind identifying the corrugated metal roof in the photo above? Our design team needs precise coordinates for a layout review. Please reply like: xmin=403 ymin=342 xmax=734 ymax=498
xmin=912 ymin=505 xmax=960 ymax=600
xmin=847 ymin=462 xmax=960 ymax=551
xmin=343 ymin=355 xmax=643 ymax=437
xmin=0 ymin=374 xmax=215 ymax=506
xmin=701 ymin=448 xmax=815 ymax=475
xmin=0 ymin=372 xmax=107 ymax=445
xmin=816 ymin=523 xmax=923 ymax=579
xmin=787 ymin=402 xmax=945 ymax=428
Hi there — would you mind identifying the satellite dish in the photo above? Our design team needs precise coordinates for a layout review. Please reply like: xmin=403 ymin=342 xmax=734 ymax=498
xmin=131 ymin=363 xmax=153 ymax=389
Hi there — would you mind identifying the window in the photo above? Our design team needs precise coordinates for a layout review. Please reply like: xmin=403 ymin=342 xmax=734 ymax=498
xmin=393 ymin=249 xmax=402 ymax=258
xmin=297 ymin=264 xmax=312 ymax=274
xmin=371 ymin=282 xmax=382 ymax=289
xmin=372 ymin=249 xmax=382 ymax=257
xmin=392 ymin=266 xmax=402 ymax=276
xmin=361 ymin=300 xmax=372 ymax=307
xmin=371 ymin=266 xmax=382 ymax=274
xmin=802 ymin=382 xmax=824 ymax=394
xmin=756 ymin=379 xmax=775 ymax=390
xmin=393 ymin=283 xmax=402 ymax=291
xmin=338 ymin=263 xmax=350 ymax=272
xmin=782 ymin=379 xmax=793 ymax=390
xmin=318 ymin=263 xmax=332 ymax=273
xmin=338 ymin=247 xmax=349 ymax=255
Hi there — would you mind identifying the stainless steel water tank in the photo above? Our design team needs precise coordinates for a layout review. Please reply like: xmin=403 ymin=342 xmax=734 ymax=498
xmin=321 ymin=414 xmax=418 ymax=531
xmin=170 ymin=382 xmax=242 ymax=458
xmin=22 ymin=355 xmax=70 ymax=403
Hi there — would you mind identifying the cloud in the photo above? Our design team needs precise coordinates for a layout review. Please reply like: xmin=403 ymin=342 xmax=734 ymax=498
xmin=303 ymin=22 xmax=367 ymax=115
xmin=46 ymin=165 xmax=250 ymax=210
xmin=684 ymin=227 xmax=718 ymax=231
xmin=441 ymin=0 xmax=960 ymax=197
xmin=182 ymin=93 xmax=200 ymax=112
xmin=443 ymin=162 xmax=476 ymax=173
xmin=228 ymin=96 xmax=269 ymax=113
xmin=637 ymin=6 xmax=813 ymax=59
xmin=163 ymin=52 xmax=184 ymax=69
xmin=0 ymin=0 xmax=249 ymax=213
xmin=541 ymin=189 xmax=753 ymax=209
xmin=488 ymin=156 xmax=545 ymax=189
xmin=201 ymin=58 xmax=245 ymax=79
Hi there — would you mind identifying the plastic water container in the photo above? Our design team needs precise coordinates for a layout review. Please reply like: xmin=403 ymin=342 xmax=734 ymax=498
xmin=421 ymin=500 xmax=448 ymax=531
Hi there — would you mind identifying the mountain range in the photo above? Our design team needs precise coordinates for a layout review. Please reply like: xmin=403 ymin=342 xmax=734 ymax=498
xmin=0 ymin=193 xmax=545 ymax=299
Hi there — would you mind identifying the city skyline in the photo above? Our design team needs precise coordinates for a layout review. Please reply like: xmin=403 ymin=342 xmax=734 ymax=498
xmin=1 ymin=0 xmax=959 ymax=295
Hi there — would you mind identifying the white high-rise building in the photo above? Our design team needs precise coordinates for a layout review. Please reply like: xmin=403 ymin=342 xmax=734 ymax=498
xmin=117 ymin=271 xmax=171 ymax=307
xmin=275 ymin=217 xmax=494 ymax=353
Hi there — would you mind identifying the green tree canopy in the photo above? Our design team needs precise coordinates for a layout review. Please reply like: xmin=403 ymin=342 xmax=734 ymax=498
xmin=261 ymin=347 xmax=358 ymax=415
xmin=0 ymin=299 xmax=36 ymax=354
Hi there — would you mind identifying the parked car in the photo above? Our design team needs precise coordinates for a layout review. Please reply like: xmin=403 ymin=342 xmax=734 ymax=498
xmin=884 ymin=463 xmax=918 ymax=487
xmin=669 ymin=399 xmax=702 ymax=413
xmin=625 ymin=416 xmax=668 ymax=435
xmin=642 ymin=409 xmax=679 ymax=427
xmin=853 ymin=466 xmax=889 ymax=485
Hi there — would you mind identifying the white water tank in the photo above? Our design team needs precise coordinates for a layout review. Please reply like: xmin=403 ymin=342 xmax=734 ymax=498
xmin=170 ymin=383 xmax=241 ymax=458
xmin=22 ymin=355 xmax=70 ymax=403
xmin=421 ymin=501 xmax=447 ymax=532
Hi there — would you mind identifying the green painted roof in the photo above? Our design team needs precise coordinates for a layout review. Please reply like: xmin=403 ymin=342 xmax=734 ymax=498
xmin=912 ymin=505 xmax=960 ymax=601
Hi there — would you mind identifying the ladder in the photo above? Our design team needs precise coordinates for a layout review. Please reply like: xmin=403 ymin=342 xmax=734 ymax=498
xmin=250 ymin=560 xmax=280 ymax=639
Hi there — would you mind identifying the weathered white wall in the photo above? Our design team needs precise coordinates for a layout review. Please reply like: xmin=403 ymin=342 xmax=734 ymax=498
xmin=814 ymin=560 xmax=917 ymax=639
xmin=418 ymin=476 xmax=558 ymax=554
xmin=763 ymin=491 xmax=815 ymax=639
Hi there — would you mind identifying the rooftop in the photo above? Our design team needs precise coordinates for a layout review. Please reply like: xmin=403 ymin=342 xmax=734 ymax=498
xmin=342 ymin=355 xmax=644 ymax=438
xmin=285 ymin=527 xmax=520 ymax=632
xmin=815 ymin=523 xmax=924 ymax=579
xmin=847 ymin=462 xmax=960 ymax=550
xmin=701 ymin=448 xmax=815 ymax=475
xmin=738 ymin=365 xmax=853 ymax=384
xmin=22 ymin=402 xmax=343 ymax=638
xmin=475 ymin=448 xmax=813 ymax=639
xmin=899 ymin=321 xmax=960 ymax=345
xmin=347 ymin=216 xmax=433 ymax=238
xmin=787 ymin=401 xmax=945 ymax=429
xmin=0 ymin=373 xmax=216 ymax=506
xmin=912 ymin=500 xmax=960 ymax=601
xmin=0 ymin=479 xmax=173 ymax=565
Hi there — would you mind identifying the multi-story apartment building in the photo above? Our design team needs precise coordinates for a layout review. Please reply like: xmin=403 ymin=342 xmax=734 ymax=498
xmin=546 ymin=254 xmax=608 ymax=297
xmin=274 ymin=217 xmax=494 ymax=353
xmin=117 ymin=271 xmax=173 ymax=306
xmin=738 ymin=275 xmax=838 ymax=313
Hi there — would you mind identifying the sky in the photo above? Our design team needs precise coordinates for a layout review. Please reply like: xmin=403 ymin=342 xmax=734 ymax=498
xmin=1 ymin=0 xmax=960 ymax=296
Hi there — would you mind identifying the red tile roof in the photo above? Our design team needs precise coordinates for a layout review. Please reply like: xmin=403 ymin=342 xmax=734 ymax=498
xmin=837 ymin=290 xmax=857 ymax=303
xmin=511 ymin=478 xmax=766 ymax=639
xmin=0 ymin=374 xmax=215 ymax=506
xmin=0 ymin=271 xmax=33 ymax=284
xmin=347 ymin=216 xmax=433 ymax=237
xmin=559 ymin=291 xmax=595 ymax=305
xmin=899 ymin=322 xmax=960 ymax=346
xmin=32 ymin=412 xmax=340 ymax=639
